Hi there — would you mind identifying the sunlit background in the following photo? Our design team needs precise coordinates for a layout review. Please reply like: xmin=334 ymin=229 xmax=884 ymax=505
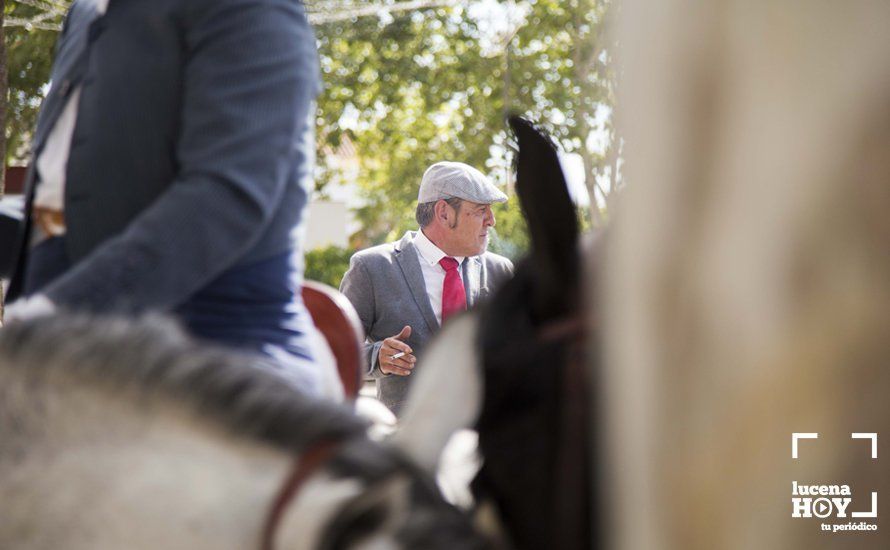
xmin=1 ymin=0 xmax=617 ymax=286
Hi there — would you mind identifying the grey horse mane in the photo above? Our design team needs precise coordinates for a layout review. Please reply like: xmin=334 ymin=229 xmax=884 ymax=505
xmin=0 ymin=313 xmax=367 ymax=454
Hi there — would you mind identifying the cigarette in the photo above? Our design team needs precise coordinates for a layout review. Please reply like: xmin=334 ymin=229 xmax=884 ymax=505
xmin=390 ymin=351 xmax=406 ymax=360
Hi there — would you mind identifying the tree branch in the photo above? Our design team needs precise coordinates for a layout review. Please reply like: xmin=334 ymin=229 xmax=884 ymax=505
xmin=309 ymin=0 xmax=460 ymax=24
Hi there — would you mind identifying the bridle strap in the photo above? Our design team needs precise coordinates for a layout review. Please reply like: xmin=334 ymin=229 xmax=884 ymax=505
xmin=538 ymin=316 xmax=584 ymax=342
xmin=260 ymin=440 xmax=339 ymax=550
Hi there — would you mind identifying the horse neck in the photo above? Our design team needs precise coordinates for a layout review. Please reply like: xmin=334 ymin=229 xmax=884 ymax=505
xmin=0 ymin=385 xmax=291 ymax=550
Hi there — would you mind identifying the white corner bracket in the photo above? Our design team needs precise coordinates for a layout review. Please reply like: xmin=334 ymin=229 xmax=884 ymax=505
xmin=792 ymin=433 xmax=819 ymax=459
xmin=853 ymin=492 xmax=879 ymax=518
xmin=851 ymin=433 xmax=878 ymax=459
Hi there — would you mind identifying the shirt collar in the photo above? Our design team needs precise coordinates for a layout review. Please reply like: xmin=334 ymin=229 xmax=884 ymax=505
xmin=415 ymin=229 xmax=465 ymax=268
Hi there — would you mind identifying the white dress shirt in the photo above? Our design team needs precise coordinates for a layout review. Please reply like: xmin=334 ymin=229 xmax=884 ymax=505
xmin=413 ymin=228 xmax=466 ymax=326
xmin=33 ymin=0 xmax=110 ymax=216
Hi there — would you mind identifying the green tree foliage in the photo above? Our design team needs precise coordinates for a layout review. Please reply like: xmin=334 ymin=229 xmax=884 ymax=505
xmin=316 ymin=6 xmax=498 ymax=247
xmin=1 ymin=0 xmax=614 ymax=257
xmin=304 ymin=245 xmax=353 ymax=289
xmin=314 ymin=0 xmax=616 ymax=256
xmin=4 ymin=0 xmax=67 ymax=163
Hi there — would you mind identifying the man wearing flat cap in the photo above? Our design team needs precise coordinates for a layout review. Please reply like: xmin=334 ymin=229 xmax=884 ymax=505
xmin=340 ymin=161 xmax=514 ymax=416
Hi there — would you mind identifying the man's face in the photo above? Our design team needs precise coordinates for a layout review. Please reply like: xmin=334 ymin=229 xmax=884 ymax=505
xmin=446 ymin=200 xmax=496 ymax=256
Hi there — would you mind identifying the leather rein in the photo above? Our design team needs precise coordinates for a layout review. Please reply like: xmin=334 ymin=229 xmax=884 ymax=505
xmin=260 ymin=440 xmax=340 ymax=550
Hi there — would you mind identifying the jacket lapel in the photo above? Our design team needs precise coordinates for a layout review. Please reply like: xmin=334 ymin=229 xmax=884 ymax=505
xmin=395 ymin=232 xmax=440 ymax=332
xmin=463 ymin=256 xmax=482 ymax=307
xmin=31 ymin=1 xmax=103 ymax=154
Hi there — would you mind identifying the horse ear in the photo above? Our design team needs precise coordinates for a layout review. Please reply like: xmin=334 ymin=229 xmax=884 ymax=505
xmin=392 ymin=315 xmax=484 ymax=473
xmin=508 ymin=115 xmax=580 ymax=320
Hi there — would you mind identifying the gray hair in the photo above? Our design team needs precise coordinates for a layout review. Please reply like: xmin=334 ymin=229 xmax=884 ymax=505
xmin=415 ymin=197 xmax=463 ymax=227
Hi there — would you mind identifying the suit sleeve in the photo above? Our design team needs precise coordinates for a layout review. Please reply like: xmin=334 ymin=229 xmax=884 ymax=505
xmin=339 ymin=257 xmax=389 ymax=379
xmin=42 ymin=0 xmax=318 ymax=312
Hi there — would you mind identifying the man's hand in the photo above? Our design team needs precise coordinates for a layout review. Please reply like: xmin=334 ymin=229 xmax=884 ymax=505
xmin=378 ymin=325 xmax=416 ymax=376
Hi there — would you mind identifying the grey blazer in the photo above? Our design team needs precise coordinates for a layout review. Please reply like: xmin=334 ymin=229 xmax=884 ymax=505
xmin=340 ymin=231 xmax=513 ymax=415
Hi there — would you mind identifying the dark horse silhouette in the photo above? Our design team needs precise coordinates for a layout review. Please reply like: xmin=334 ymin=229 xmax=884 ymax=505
xmin=398 ymin=116 xmax=595 ymax=550
xmin=474 ymin=116 xmax=594 ymax=550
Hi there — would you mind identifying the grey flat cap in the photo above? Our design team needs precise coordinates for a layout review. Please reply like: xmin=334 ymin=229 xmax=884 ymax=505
xmin=418 ymin=161 xmax=508 ymax=204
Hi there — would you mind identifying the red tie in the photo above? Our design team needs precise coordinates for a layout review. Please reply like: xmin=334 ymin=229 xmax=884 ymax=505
xmin=439 ymin=257 xmax=467 ymax=323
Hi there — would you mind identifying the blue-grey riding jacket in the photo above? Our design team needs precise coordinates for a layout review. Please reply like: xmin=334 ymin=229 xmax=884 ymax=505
xmin=5 ymin=0 xmax=320 ymax=315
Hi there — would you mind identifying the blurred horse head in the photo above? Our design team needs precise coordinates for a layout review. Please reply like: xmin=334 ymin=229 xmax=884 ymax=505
xmin=0 ymin=314 xmax=490 ymax=550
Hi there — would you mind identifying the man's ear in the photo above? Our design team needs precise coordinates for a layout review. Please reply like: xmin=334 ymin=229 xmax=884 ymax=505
xmin=433 ymin=199 xmax=451 ymax=226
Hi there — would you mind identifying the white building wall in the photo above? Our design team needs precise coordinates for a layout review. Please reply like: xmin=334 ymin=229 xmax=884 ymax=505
xmin=304 ymin=200 xmax=349 ymax=249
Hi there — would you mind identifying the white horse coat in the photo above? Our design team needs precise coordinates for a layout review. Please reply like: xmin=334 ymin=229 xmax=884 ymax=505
xmin=0 ymin=315 xmax=488 ymax=550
